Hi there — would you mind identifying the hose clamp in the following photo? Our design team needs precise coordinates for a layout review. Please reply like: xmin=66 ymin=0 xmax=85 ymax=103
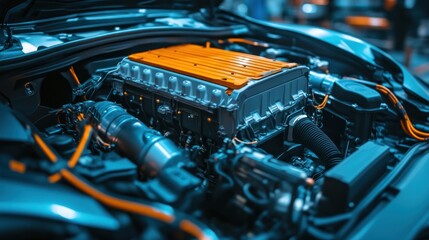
xmin=287 ymin=114 xmax=307 ymax=141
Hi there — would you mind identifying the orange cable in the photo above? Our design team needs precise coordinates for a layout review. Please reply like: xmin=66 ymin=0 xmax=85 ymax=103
xmin=400 ymin=120 xmax=411 ymax=136
xmin=69 ymin=66 xmax=87 ymax=100
xmin=33 ymin=133 xmax=58 ymax=163
xmin=232 ymin=137 xmax=258 ymax=145
xmin=226 ymin=38 xmax=270 ymax=48
xmin=406 ymin=114 xmax=429 ymax=137
xmin=9 ymin=160 xmax=26 ymax=173
xmin=69 ymin=66 xmax=81 ymax=85
xmin=314 ymin=94 xmax=329 ymax=110
xmin=48 ymin=173 xmax=62 ymax=183
xmin=375 ymin=84 xmax=428 ymax=140
xmin=60 ymin=169 xmax=214 ymax=239
xmin=403 ymin=119 xmax=423 ymax=140
xmin=406 ymin=120 xmax=428 ymax=140
xmin=77 ymin=113 xmax=85 ymax=122
xmin=30 ymin=118 xmax=215 ymax=239
xmin=59 ymin=169 xmax=175 ymax=223
xmin=68 ymin=125 xmax=93 ymax=168
xmin=180 ymin=219 xmax=211 ymax=240
xmin=401 ymin=119 xmax=416 ymax=139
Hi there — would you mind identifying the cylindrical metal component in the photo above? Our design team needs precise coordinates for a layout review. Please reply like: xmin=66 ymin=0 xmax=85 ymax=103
xmin=309 ymin=71 xmax=337 ymax=93
xmin=83 ymin=101 xmax=184 ymax=177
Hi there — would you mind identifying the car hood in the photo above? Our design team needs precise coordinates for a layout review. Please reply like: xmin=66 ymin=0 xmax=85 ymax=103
xmin=234 ymin=14 xmax=429 ymax=103
xmin=2 ymin=0 xmax=221 ymax=23
xmin=281 ymin=24 xmax=429 ymax=102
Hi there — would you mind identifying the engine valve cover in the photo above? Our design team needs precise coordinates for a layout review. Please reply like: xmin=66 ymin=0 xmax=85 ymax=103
xmin=113 ymin=44 xmax=308 ymax=144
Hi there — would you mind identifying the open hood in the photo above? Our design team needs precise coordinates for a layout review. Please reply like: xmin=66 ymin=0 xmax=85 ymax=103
xmin=1 ymin=0 xmax=222 ymax=23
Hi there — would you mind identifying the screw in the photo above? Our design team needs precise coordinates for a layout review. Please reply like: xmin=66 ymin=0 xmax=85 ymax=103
xmin=24 ymin=82 xmax=35 ymax=96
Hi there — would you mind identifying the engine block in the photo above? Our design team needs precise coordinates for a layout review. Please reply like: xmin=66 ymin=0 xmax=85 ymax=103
xmin=113 ymin=44 xmax=308 ymax=144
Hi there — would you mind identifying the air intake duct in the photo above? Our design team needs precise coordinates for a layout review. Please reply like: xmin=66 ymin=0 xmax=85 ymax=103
xmin=289 ymin=115 xmax=342 ymax=170
xmin=83 ymin=101 xmax=184 ymax=178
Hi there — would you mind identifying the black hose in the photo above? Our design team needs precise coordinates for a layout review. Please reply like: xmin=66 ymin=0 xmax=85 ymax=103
xmin=292 ymin=117 xmax=342 ymax=170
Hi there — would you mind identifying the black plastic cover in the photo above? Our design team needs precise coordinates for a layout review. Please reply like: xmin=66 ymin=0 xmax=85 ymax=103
xmin=321 ymin=141 xmax=390 ymax=214
xmin=332 ymin=80 xmax=381 ymax=109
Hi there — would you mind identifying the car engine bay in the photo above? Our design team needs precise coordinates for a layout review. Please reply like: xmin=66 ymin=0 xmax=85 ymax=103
xmin=1 ymin=9 xmax=429 ymax=239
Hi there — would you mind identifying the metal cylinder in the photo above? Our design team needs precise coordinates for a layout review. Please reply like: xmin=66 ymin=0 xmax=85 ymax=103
xmin=309 ymin=71 xmax=337 ymax=93
xmin=83 ymin=101 xmax=184 ymax=178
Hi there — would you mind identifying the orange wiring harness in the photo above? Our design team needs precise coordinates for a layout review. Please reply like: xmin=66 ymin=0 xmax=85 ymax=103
xmin=375 ymin=84 xmax=429 ymax=141
xmin=59 ymin=168 xmax=175 ymax=223
xmin=311 ymin=79 xmax=427 ymax=141
xmin=32 ymin=124 xmax=216 ymax=240
xmin=313 ymin=94 xmax=329 ymax=110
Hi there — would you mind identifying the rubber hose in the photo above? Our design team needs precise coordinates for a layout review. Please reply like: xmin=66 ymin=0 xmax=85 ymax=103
xmin=292 ymin=117 xmax=342 ymax=170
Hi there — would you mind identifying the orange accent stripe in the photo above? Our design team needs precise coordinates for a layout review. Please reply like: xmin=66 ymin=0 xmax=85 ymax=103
xmin=68 ymin=125 xmax=93 ymax=168
xmin=9 ymin=160 xmax=26 ymax=173
xmin=59 ymin=169 xmax=175 ymax=223
xmin=33 ymin=133 xmax=58 ymax=162
xmin=129 ymin=44 xmax=297 ymax=90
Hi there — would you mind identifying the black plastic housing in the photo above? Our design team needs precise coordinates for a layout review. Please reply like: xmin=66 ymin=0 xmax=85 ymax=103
xmin=331 ymin=80 xmax=381 ymax=109
xmin=320 ymin=141 xmax=390 ymax=214
xmin=324 ymin=80 xmax=385 ymax=151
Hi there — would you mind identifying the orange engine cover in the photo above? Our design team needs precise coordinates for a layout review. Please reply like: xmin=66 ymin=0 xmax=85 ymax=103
xmin=128 ymin=44 xmax=297 ymax=90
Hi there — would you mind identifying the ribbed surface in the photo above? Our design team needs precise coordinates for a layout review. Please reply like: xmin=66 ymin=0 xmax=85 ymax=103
xmin=129 ymin=44 xmax=297 ymax=89
xmin=293 ymin=118 xmax=342 ymax=170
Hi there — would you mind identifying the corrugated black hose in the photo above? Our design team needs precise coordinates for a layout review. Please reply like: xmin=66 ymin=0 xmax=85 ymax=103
xmin=292 ymin=117 xmax=342 ymax=170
